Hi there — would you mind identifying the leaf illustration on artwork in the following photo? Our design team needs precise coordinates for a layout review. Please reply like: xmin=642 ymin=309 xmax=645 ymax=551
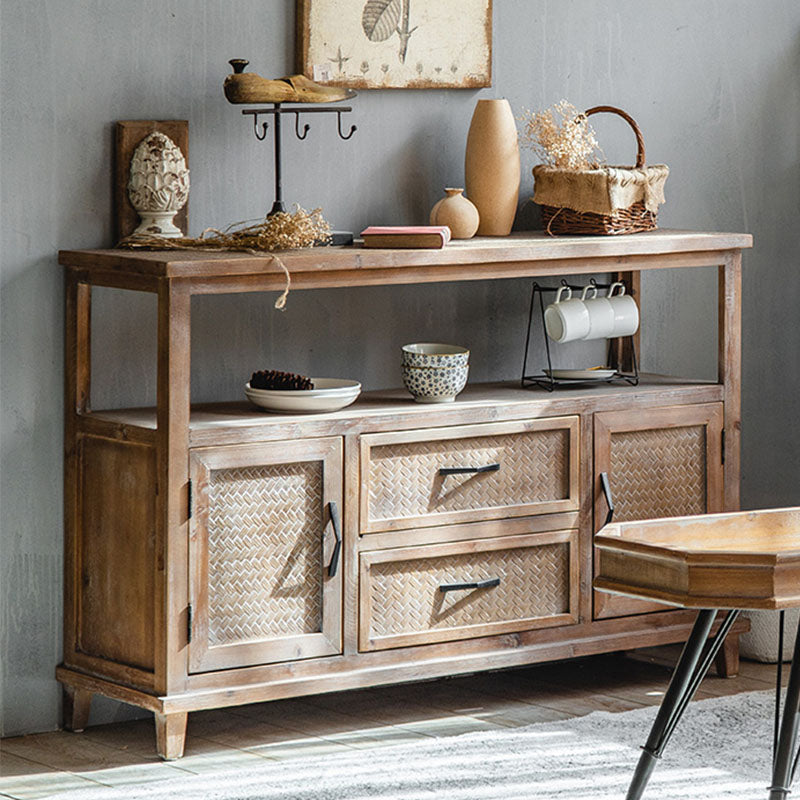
xmin=362 ymin=0 xmax=402 ymax=42
xmin=361 ymin=0 xmax=418 ymax=64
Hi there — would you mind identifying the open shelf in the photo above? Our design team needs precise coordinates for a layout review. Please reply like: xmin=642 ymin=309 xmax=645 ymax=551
xmin=82 ymin=375 xmax=723 ymax=446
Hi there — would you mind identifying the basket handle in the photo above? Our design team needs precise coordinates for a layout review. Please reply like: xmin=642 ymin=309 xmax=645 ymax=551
xmin=584 ymin=105 xmax=646 ymax=168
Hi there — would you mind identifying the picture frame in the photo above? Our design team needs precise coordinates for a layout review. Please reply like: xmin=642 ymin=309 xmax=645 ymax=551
xmin=296 ymin=0 xmax=492 ymax=90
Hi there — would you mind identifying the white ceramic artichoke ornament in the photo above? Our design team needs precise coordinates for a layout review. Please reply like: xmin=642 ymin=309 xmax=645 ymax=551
xmin=128 ymin=132 xmax=189 ymax=237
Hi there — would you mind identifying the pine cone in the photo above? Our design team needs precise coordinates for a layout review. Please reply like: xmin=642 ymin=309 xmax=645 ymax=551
xmin=250 ymin=369 xmax=314 ymax=390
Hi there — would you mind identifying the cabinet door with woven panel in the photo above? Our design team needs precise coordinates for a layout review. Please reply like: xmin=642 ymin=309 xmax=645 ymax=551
xmin=359 ymin=530 xmax=579 ymax=651
xmin=359 ymin=417 xmax=580 ymax=533
xmin=188 ymin=437 xmax=343 ymax=673
xmin=593 ymin=403 xmax=724 ymax=619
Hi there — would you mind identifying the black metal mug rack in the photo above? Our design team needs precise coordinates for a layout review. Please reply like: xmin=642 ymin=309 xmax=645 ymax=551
xmin=240 ymin=104 xmax=356 ymax=217
xmin=520 ymin=278 xmax=640 ymax=392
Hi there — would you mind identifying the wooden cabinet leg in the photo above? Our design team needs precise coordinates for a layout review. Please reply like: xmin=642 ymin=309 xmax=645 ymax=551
xmin=714 ymin=633 xmax=740 ymax=678
xmin=63 ymin=686 xmax=92 ymax=732
xmin=155 ymin=711 xmax=188 ymax=760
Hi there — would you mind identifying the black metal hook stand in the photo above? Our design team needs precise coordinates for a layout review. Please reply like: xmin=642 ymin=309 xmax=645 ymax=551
xmin=241 ymin=104 xmax=356 ymax=216
xmin=520 ymin=278 xmax=640 ymax=391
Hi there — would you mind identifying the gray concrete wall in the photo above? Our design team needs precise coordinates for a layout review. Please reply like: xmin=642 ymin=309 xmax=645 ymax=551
xmin=2 ymin=0 xmax=798 ymax=735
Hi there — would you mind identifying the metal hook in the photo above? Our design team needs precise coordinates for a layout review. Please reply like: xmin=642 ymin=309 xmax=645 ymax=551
xmin=253 ymin=115 xmax=269 ymax=141
xmin=294 ymin=112 xmax=310 ymax=140
xmin=336 ymin=110 xmax=357 ymax=140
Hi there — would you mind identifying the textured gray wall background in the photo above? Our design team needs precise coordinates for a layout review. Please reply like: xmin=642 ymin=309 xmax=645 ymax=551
xmin=1 ymin=0 xmax=798 ymax=735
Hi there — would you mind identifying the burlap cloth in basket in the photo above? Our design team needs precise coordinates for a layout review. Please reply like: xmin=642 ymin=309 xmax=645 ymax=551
xmin=533 ymin=163 xmax=669 ymax=216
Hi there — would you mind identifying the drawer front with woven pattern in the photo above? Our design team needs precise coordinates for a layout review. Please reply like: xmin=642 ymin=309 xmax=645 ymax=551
xmin=593 ymin=403 xmax=724 ymax=619
xmin=189 ymin=437 xmax=343 ymax=672
xmin=359 ymin=417 xmax=579 ymax=533
xmin=359 ymin=530 xmax=579 ymax=651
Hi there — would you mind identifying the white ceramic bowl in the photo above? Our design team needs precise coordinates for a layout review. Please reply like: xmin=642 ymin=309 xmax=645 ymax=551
xmin=401 ymin=343 xmax=469 ymax=368
xmin=245 ymin=378 xmax=361 ymax=414
xmin=401 ymin=364 xmax=468 ymax=403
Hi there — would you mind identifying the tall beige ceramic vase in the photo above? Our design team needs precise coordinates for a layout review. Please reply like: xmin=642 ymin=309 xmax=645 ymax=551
xmin=465 ymin=99 xmax=520 ymax=236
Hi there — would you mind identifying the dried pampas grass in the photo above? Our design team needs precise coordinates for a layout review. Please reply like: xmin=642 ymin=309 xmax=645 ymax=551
xmin=116 ymin=206 xmax=332 ymax=309
xmin=519 ymin=100 xmax=604 ymax=171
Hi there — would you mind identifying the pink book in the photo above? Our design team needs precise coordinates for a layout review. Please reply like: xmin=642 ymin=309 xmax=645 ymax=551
xmin=360 ymin=226 xmax=452 ymax=249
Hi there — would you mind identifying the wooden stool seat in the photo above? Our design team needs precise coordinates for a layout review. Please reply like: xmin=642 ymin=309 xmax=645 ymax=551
xmin=594 ymin=506 xmax=800 ymax=800
xmin=595 ymin=507 xmax=800 ymax=610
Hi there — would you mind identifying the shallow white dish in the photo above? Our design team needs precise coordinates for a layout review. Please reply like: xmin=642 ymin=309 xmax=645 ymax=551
xmin=544 ymin=368 xmax=617 ymax=381
xmin=245 ymin=378 xmax=361 ymax=413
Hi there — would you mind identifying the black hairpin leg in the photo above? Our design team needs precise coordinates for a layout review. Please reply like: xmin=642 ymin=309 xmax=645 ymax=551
xmin=626 ymin=609 xmax=741 ymax=799
xmin=769 ymin=612 xmax=800 ymax=799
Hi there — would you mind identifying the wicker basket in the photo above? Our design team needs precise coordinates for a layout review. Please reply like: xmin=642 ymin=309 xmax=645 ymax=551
xmin=533 ymin=105 xmax=668 ymax=236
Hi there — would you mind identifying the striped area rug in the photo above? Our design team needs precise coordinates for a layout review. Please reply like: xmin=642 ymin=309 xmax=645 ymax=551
xmin=50 ymin=689 xmax=777 ymax=800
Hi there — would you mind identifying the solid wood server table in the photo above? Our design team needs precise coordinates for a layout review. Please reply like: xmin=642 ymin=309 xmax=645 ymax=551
xmin=57 ymin=230 xmax=752 ymax=759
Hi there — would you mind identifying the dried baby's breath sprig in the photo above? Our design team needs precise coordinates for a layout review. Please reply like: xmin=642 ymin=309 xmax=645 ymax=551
xmin=116 ymin=206 xmax=332 ymax=309
xmin=519 ymin=100 xmax=604 ymax=170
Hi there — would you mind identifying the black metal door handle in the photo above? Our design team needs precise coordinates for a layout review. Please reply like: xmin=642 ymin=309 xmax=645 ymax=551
xmin=439 ymin=463 xmax=500 ymax=476
xmin=600 ymin=471 xmax=615 ymax=527
xmin=326 ymin=501 xmax=342 ymax=578
xmin=439 ymin=577 xmax=501 ymax=592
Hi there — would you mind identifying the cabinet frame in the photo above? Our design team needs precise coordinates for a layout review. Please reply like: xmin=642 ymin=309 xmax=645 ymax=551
xmin=59 ymin=232 xmax=750 ymax=759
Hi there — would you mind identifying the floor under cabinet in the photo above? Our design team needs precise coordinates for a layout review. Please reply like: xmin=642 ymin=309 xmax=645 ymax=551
xmin=0 ymin=648 xmax=781 ymax=800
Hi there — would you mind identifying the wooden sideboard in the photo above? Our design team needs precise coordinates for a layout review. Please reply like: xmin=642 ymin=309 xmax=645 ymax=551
xmin=57 ymin=230 xmax=752 ymax=759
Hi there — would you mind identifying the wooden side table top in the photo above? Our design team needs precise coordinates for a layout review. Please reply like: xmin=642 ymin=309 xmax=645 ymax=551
xmin=595 ymin=507 xmax=800 ymax=610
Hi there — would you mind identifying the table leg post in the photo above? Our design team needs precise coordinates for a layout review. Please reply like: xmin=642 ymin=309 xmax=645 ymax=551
xmin=626 ymin=609 xmax=718 ymax=800
xmin=768 ymin=614 xmax=800 ymax=799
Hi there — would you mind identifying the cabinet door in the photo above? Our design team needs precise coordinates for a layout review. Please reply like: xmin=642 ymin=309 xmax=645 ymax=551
xmin=593 ymin=403 xmax=724 ymax=619
xmin=189 ymin=437 xmax=343 ymax=673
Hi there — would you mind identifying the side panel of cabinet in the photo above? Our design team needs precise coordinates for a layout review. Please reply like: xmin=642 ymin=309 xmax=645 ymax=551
xmin=189 ymin=437 xmax=343 ymax=672
xmin=593 ymin=403 xmax=724 ymax=619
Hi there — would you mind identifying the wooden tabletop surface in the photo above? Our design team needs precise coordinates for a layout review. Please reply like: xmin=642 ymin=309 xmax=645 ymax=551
xmin=59 ymin=230 xmax=753 ymax=280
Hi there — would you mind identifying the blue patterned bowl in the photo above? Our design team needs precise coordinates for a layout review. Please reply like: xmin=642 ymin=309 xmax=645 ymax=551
xmin=401 ymin=343 xmax=469 ymax=368
xmin=401 ymin=363 xmax=469 ymax=403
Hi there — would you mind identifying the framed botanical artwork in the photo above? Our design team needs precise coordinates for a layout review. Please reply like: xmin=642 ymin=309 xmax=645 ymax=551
xmin=297 ymin=0 xmax=492 ymax=90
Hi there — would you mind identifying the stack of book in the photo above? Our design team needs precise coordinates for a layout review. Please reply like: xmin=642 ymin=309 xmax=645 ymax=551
xmin=360 ymin=226 xmax=452 ymax=249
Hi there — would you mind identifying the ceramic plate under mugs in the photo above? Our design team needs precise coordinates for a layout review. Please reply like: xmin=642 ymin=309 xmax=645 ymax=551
xmin=245 ymin=378 xmax=361 ymax=413
xmin=544 ymin=368 xmax=617 ymax=381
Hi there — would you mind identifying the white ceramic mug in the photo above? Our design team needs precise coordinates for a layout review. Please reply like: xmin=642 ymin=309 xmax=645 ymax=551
xmin=607 ymin=282 xmax=640 ymax=337
xmin=581 ymin=285 xmax=616 ymax=340
xmin=544 ymin=286 xmax=591 ymax=343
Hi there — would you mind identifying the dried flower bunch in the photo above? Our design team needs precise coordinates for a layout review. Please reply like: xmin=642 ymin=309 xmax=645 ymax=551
xmin=117 ymin=206 xmax=331 ymax=252
xmin=519 ymin=100 xmax=604 ymax=170
xmin=116 ymin=206 xmax=332 ymax=310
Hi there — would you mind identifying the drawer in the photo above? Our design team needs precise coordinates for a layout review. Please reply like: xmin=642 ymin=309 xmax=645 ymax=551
xmin=359 ymin=530 xmax=579 ymax=651
xmin=359 ymin=417 xmax=580 ymax=532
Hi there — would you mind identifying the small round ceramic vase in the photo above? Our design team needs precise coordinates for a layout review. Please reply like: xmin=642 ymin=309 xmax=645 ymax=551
xmin=429 ymin=188 xmax=480 ymax=239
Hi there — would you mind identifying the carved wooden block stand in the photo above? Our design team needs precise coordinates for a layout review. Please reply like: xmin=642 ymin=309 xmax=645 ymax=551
xmin=57 ymin=231 xmax=751 ymax=759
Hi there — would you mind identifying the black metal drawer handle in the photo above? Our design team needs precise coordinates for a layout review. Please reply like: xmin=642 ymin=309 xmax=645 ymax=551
xmin=326 ymin=500 xmax=342 ymax=578
xmin=600 ymin=471 xmax=615 ymax=527
xmin=439 ymin=463 xmax=500 ymax=476
xmin=439 ymin=577 xmax=501 ymax=593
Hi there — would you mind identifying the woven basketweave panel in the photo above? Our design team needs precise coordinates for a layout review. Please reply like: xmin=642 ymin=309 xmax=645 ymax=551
xmin=206 ymin=462 xmax=323 ymax=646
xmin=367 ymin=429 xmax=570 ymax=523
xmin=610 ymin=425 xmax=707 ymax=522
xmin=366 ymin=543 xmax=570 ymax=639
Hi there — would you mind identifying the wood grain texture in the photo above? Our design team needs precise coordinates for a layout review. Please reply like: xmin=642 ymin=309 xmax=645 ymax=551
xmin=154 ymin=711 xmax=187 ymax=760
xmin=58 ymin=231 xmax=752 ymax=283
xmin=76 ymin=435 xmax=157 ymax=670
xmin=719 ymin=253 xmax=742 ymax=511
xmin=595 ymin=507 xmax=800 ymax=609
xmin=115 ymin=121 xmax=188 ymax=241
xmin=62 ymin=686 xmax=92 ymax=732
